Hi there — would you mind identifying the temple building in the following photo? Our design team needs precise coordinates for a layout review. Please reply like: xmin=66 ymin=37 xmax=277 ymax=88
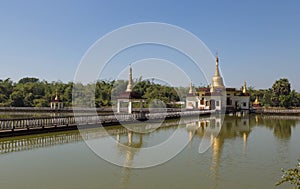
xmin=186 ymin=55 xmax=250 ymax=112
xmin=50 ymin=92 xmax=64 ymax=109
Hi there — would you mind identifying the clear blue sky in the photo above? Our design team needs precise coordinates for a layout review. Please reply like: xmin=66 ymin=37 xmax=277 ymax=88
xmin=1 ymin=0 xmax=299 ymax=90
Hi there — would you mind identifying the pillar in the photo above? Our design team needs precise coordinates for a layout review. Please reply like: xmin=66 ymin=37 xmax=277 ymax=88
xmin=128 ymin=100 xmax=132 ymax=114
xmin=117 ymin=100 xmax=120 ymax=113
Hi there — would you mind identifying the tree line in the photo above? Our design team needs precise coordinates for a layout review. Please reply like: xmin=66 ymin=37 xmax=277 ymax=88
xmin=0 ymin=77 xmax=186 ymax=108
xmin=247 ymin=78 xmax=300 ymax=108
xmin=0 ymin=77 xmax=299 ymax=108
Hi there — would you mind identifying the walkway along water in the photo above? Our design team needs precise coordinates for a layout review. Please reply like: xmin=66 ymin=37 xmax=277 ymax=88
xmin=0 ymin=110 xmax=214 ymax=137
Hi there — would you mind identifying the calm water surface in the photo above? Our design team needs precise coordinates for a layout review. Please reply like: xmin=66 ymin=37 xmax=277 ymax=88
xmin=0 ymin=115 xmax=299 ymax=189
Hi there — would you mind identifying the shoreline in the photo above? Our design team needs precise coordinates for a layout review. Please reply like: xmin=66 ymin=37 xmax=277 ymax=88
xmin=254 ymin=107 xmax=300 ymax=115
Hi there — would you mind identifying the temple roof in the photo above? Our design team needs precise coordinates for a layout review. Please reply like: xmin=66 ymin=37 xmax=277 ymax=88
xmin=196 ymin=87 xmax=210 ymax=92
xmin=193 ymin=87 xmax=250 ymax=97
xmin=117 ymin=91 xmax=143 ymax=99
xmin=207 ymin=91 xmax=224 ymax=96
xmin=253 ymin=96 xmax=261 ymax=105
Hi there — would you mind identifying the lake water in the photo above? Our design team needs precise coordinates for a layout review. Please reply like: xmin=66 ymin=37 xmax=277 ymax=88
xmin=0 ymin=115 xmax=299 ymax=189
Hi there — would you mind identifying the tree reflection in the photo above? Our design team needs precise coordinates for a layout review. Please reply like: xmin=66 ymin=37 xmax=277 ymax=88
xmin=186 ymin=114 xmax=300 ymax=187
xmin=257 ymin=115 xmax=297 ymax=139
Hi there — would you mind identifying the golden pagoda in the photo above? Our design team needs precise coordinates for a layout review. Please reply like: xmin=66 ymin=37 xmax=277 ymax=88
xmin=186 ymin=53 xmax=250 ymax=112
xmin=242 ymin=81 xmax=247 ymax=94
xmin=253 ymin=96 xmax=261 ymax=107
xmin=211 ymin=54 xmax=225 ymax=92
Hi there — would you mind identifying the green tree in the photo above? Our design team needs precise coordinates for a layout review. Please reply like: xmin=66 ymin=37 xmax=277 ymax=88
xmin=262 ymin=89 xmax=272 ymax=107
xmin=276 ymin=160 xmax=300 ymax=189
xmin=111 ymin=80 xmax=127 ymax=98
xmin=271 ymin=78 xmax=291 ymax=107
xmin=143 ymin=83 xmax=179 ymax=107
xmin=0 ymin=78 xmax=13 ymax=106
xmin=95 ymin=80 xmax=113 ymax=107
xmin=24 ymin=92 xmax=34 ymax=107
xmin=290 ymin=90 xmax=300 ymax=107
xmin=18 ymin=77 xmax=39 ymax=84
xmin=63 ymin=82 xmax=73 ymax=106
xmin=175 ymin=86 xmax=189 ymax=102
xmin=33 ymin=99 xmax=49 ymax=107
xmin=10 ymin=90 xmax=24 ymax=107
xmin=279 ymin=95 xmax=292 ymax=108
xmin=72 ymin=83 xmax=95 ymax=107
xmin=133 ymin=80 xmax=151 ymax=97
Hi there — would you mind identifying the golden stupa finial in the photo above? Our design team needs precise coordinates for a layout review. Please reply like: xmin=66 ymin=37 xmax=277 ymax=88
xmin=216 ymin=52 xmax=219 ymax=66
xmin=215 ymin=52 xmax=220 ymax=77
xmin=254 ymin=96 xmax=260 ymax=104
xmin=243 ymin=81 xmax=247 ymax=93
xmin=55 ymin=91 xmax=59 ymax=101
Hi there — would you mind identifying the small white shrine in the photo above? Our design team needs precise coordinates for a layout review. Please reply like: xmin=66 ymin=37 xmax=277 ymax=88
xmin=116 ymin=65 xmax=144 ymax=114
xmin=50 ymin=92 xmax=63 ymax=109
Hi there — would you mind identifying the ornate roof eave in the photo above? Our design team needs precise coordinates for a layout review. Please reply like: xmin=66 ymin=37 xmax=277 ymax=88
xmin=117 ymin=91 xmax=143 ymax=99
xmin=203 ymin=92 xmax=224 ymax=96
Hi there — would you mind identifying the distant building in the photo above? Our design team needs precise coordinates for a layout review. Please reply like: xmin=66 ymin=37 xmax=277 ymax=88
xmin=252 ymin=96 xmax=262 ymax=108
xmin=50 ymin=92 xmax=63 ymax=109
xmin=116 ymin=65 xmax=144 ymax=114
xmin=186 ymin=54 xmax=250 ymax=112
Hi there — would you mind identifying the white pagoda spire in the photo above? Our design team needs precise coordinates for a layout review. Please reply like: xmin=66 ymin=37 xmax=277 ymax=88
xmin=126 ymin=65 xmax=133 ymax=92
xmin=189 ymin=82 xmax=193 ymax=94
